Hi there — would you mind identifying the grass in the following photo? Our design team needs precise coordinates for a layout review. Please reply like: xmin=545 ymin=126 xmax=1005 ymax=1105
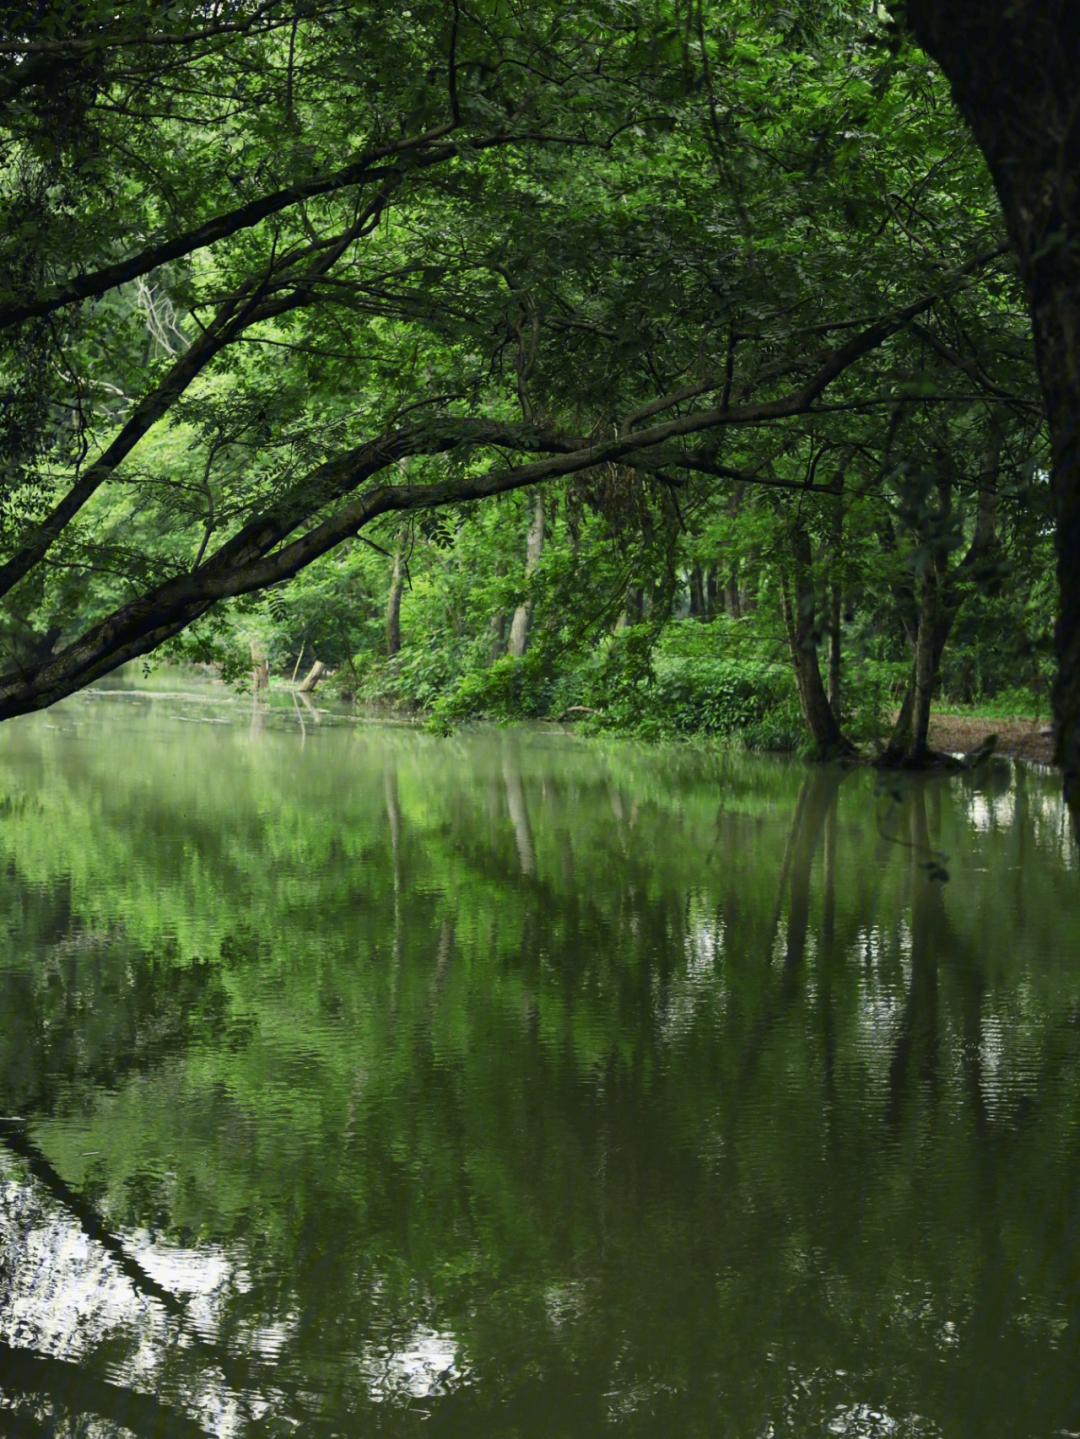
xmin=932 ymin=687 xmax=1049 ymax=723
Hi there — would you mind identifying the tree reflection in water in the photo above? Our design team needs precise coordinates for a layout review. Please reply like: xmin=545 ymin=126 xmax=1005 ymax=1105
xmin=0 ymin=693 xmax=1077 ymax=1438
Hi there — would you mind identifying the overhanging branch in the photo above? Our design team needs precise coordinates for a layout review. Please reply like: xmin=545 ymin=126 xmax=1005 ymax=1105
xmin=0 ymin=238 xmax=1015 ymax=719
xmin=0 ymin=122 xmax=599 ymax=333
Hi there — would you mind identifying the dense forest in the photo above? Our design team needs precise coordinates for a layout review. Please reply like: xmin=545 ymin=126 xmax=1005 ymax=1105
xmin=0 ymin=2 xmax=1078 ymax=792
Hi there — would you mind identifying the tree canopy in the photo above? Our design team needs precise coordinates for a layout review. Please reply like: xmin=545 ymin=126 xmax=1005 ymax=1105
xmin=0 ymin=0 xmax=1074 ymax=792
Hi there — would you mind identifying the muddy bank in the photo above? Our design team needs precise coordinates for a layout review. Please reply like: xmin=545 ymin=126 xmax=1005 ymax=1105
xmin=926 ymin=713 xmax=1054 ymax=766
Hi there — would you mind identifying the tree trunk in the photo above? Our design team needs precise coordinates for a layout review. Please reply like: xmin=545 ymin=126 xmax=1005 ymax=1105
xmin=386 ymin=544 xmax=404 ymax=658
xmin=485 ymin=559 xmax=508 ymax=661
xmin=827 ymin=468 xmax=844 ymax=717
xmin=908 ymin=565 xmax=939 ymax=768
xmin=884 ymin=595 xmax=955 ymax=768
xmin=724 ymin=566 xmax=740 ymax=618
xmin=689 ymin=561 xmax=705 ymax=618
xmin=905 ymin=0 xmax=1080 ymax=814
xmin=779 ymin=524 xmax=850 ymax=756
xmin=296 ymin=659 xmax=326 ymax=693
xmin=488 ymin=609 xmax=506 ymax=661
xmin=827 ymin=580 xmax=842 ymax=717
xmin=249 ymin=640 xmax=268 ymax=691
xmin=882 ymin=450 xmax=999 ymax=767
xmin=508 ymin=489 xmax=545 ymax=657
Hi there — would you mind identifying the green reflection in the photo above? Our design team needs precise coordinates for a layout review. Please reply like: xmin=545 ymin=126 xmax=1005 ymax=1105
xmin=0 ymin=690 xmax=1078 ymax=1438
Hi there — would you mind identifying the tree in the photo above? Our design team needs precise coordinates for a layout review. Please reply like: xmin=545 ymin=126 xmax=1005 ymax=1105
xmin=0 ymin=0 xmax=1047 ymax=771
xmin=901 ymin=0 xmax=1080 ymax=810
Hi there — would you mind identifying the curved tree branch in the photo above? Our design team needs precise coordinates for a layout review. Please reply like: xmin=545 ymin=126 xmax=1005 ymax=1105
xmin=0 ymin=241 xmax=1012 ymax=720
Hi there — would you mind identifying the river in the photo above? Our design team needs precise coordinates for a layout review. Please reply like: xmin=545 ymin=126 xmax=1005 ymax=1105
xmin=0 ymin=681 xmax=1077 ymax=1438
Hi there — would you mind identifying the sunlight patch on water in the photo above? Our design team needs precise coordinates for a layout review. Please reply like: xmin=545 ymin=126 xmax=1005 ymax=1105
xmin=1032 ymin=789 xmax=1078 ymax=866
xmin=825 ymin=1404 xmax=939 ymax=1436
xmin=972 ymin=1013 xmax=1041 ymax=1122
xmin=603 ymin=1375 xmax=681 ymax=1420
xmin=655 ymin=899 xmax=727 ymax=1041
xmin=545 ymin=1280 xmax=589 ymax=1330
xmin=759 ymin=1364 xmax=944 ymax=1439
xmin=0 ymin=1164 xmax=145 ymax=1361
xmin=0 ymin=1155 xmax=292 ymax=1436
xmin=358 ymin=1325 xmax=468 ymax=1401
xmin=967 ymin=792 xmax=1015 ymax=832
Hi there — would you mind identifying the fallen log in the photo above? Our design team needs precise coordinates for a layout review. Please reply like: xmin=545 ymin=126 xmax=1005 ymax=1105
xmin=556 ymin=705 xmax=594 ymax=722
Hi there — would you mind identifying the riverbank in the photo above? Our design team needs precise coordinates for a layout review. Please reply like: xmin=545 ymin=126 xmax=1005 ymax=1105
xmin=111 ymin=661 xmax=1060 ymax=766
xmin=927 ymin=713 xmax=1054 ymax=765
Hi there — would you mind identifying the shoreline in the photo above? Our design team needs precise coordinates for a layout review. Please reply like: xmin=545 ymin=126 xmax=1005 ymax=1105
xmin=926 ymin=713 xmax=1054 ymax=766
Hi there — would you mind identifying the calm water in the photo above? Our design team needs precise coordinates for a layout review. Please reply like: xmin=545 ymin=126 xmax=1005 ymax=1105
xmin=0 ymin=685 xmax=1078 ymax=1439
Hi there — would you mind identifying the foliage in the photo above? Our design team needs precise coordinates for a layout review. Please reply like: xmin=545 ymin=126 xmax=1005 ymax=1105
xmin=0 ymin=0 xmax=1055 ymax=760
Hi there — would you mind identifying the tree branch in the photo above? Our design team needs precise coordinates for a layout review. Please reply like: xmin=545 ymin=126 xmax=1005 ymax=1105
xmin=0 ymin=239 xmax=1014 ymax=718
xmin=0 ymin=123 xmax=483 ymax=331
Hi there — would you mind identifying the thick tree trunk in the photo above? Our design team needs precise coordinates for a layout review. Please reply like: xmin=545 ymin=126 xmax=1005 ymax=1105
xmin=886 ymin=687 xmax=915 ymax=766
xmin=508 ymin=489 xmax=545 ymax=657
xmin=905 ymin=0 xmax=1080 ymax=813
xmin=911 ymin=477 xmax=954 ymax=766
xmin=386 ymin=544 xmax=404 ymax=658
xmin=779 ymin=525 xmax=850 ymax=757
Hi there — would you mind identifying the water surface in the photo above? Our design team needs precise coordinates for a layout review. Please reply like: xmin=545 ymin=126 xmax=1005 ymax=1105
xmin=0 ymin=687 xmax=1078 ymax=1438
